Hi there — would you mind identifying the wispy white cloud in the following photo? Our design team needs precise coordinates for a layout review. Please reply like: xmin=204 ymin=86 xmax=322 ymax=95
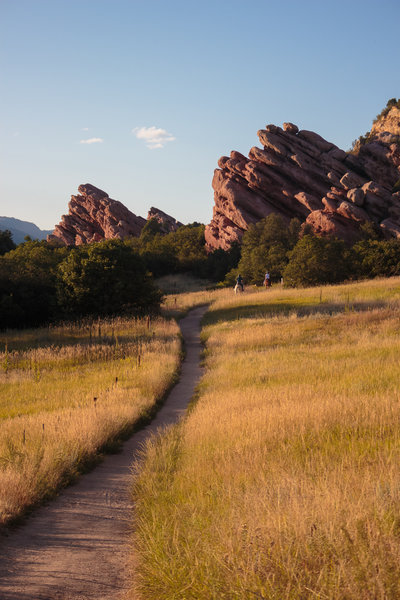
xmin=82 ymin=127 xmax=89 ymax=131
xmin=133 ymin=126 xmax=176 ymax=149
xmin=80 ymin=137 xmax=103 ymax=144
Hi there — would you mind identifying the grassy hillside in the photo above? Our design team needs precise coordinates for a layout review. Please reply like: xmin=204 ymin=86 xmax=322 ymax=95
xmin=132 ymin=278 xmax=400 ymax=599
xmin=0 ymin=316 xmax=180 ymax=526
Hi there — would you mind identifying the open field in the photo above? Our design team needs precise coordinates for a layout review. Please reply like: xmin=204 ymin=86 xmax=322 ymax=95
xmin=132 ymin=277 xmax=400 ymax=599
xmin=0 ymin=316 xmax=181 ymax=526
xmin=163 ymin=276 xmax=400 ymax=319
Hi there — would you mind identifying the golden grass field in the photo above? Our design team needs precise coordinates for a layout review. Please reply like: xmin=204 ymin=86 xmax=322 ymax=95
xmin=0 ymin=315 xmax=181 ymax=526
xmin=132 ymin=278 xmax=400 ymax=599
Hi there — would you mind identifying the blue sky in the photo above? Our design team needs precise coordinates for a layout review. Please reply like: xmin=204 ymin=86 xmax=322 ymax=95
xmin=1 ymin=0 xmax=399 ymax=230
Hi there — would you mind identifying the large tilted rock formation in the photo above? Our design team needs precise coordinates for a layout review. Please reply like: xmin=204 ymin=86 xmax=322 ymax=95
xmin=48 ymin=184 xmax=181 ymax=246
xmin=205 ymin=114 xmax=400 ymax=251
xmin=48 ymin=184 xmax=146 ymax=245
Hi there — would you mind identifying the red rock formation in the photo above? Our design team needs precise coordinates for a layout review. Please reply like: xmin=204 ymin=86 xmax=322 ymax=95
xmin=147 ymin=207 xmax=182 ymax=233
xmin=48 ymin=184 xmax=146 ymax=246
xmin=205 ymin=120 xmax=400 ymax=250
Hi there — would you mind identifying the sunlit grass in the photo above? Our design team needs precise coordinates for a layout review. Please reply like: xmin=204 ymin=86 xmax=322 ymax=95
xmin=162 ymin=287 xmax=222 ymax=317
xmin=132 ymin=277 xmax=400 ymax=599
xmin=0 ymin=316 xmax=181 ymax=526
xmin=162 ymin=276 xmax=400 ymax=322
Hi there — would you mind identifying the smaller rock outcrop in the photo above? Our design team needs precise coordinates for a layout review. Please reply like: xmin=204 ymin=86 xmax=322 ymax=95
xmin=370 ymin=104 xmax=400 ymax=139
xmin=48 ymin=184 xmax=146 ymax=246
xmin=147 ymin=207 xmax=182 ymax=233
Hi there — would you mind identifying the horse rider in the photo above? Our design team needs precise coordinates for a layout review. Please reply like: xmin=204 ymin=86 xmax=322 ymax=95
xmin=264 ymin=271 xmax=271 ymax=287
xmin=236 ymin=274 xmax=244 ymax=291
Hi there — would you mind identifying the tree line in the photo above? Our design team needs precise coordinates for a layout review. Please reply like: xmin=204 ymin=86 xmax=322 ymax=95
xmin=0 ymin=223 xmax=238 ymax=329
xmin=224 ymin=214 xmax=400 ymax=287
xmin=2 ymin=213 xmax=400 ymax=330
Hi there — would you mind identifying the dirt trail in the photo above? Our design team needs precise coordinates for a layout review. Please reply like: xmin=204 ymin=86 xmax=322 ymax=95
xmin=0 ymin=305 xmax=208 ymax=600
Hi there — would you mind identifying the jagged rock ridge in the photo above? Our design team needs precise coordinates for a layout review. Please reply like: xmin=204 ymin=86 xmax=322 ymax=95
xmin=147 ymin=207 xmax=183 ymax=233
xmin=205 ymin=116 xmax=400 ymax=251
xmin=49 ymin=184 xmax=180 ymax=246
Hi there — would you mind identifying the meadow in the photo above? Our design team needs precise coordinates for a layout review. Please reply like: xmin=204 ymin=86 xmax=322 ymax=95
xmin=132 ymin=278 xmax=400 ymax=599
xmin=0 ymin=315 xmax=181 ymax=526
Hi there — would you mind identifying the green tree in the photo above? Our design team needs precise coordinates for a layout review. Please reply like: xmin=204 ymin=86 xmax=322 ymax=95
xmin=131 ymin=223 xmax=207 ymax=278
xmin=166 ymin=224 xmax=207 ymax=272
xmin=204 ymin=243 xmax=241 ymax=282
xmin=352 ymin=239 xmax=400 ymax=278
xmin=129 ymin=231 xmax=178 ymax=277
xmin=233 ymin=214 xmax=300 ymax=285
xmin=57 ymin=239 xmax=162 ymax=317
xmin=0 ymin=230 xmax=16 ymax=255
xmin=283 ymin=234 xmax=351 ymax=287
xmin=139 ymin=218 xmax=164 ymax=244
xmin=0 ymin=240 xmax=66 ymax=328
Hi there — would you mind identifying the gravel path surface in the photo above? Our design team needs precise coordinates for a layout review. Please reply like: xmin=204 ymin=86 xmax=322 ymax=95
xmin=0 ymin=305 xmax=207 ymax=600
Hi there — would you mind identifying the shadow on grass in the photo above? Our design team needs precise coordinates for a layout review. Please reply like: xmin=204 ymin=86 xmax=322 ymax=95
xmin=203 ymin=300 xmax=388 ymax=326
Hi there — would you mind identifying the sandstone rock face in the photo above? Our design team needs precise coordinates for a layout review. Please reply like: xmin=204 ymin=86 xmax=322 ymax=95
xmin=48 ymin=184 xmax=146 ymax=246
xmin=370 ymin=105 xmax=400 ymax=138
xmin=205 ymin=122 xmax=400 ymax=250
xmin=147 ymin=207 xmax=183 ymax=233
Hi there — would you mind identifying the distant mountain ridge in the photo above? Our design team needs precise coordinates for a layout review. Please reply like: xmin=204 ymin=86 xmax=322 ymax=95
xmin=0 ymin=217 xmax=52 ymax=244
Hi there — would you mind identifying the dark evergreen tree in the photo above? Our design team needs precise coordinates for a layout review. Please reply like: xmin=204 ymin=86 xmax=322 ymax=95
xmin=0 ymin=229 xmax=16 ymax=255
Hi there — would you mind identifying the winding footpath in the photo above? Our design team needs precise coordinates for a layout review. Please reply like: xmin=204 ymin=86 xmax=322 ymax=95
xmin=0 ymin=305 xmax=208 ymax=600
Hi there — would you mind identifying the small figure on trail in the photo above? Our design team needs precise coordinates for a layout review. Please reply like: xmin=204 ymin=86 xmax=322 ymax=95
xmin=264 ymin=271 xmax=271 ymax=288
xmin=235 ymin=274 xmax=244 ymax=292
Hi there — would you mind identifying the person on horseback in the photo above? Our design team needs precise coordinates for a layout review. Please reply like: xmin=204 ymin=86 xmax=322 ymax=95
xmin=236 ymin=274 xmax=244 ymax=292
xmin=264 ymin=271 xmax=271 ymax=288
